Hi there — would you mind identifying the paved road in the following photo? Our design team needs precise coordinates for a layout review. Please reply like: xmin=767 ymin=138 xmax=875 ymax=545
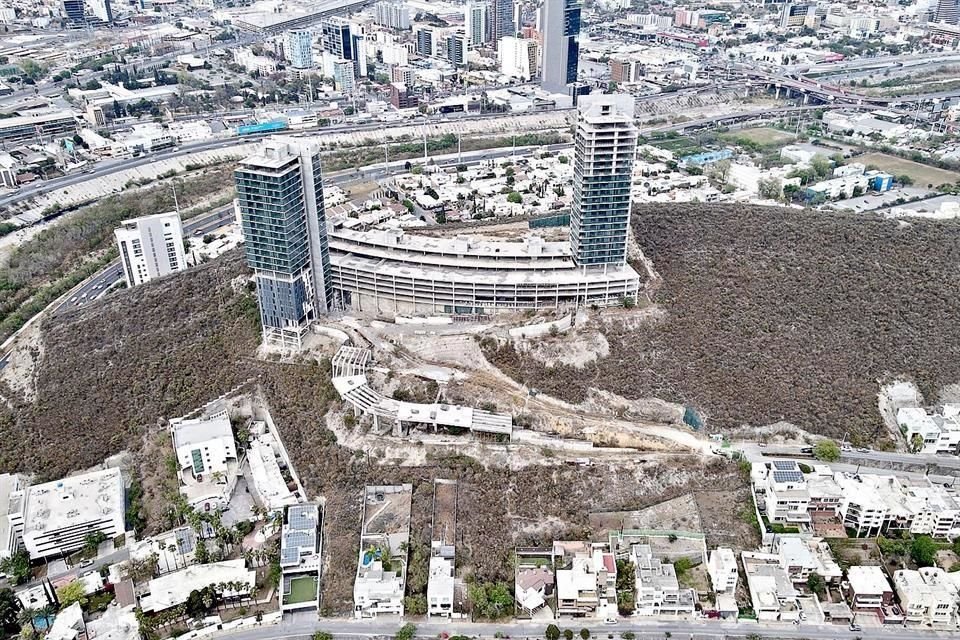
xmin=0 ymin=110 xmax=547 ymax=210
xmin=212 ymin=613 xmax=956 ymax=640
xmin=736 ymin=442 xmax=960 ymax=472
xmin=55 ymin=205 xmax=237 ymax=316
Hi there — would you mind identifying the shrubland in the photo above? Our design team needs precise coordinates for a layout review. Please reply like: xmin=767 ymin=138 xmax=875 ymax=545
xmin=484 ymin=204 xmax=960 ymax=444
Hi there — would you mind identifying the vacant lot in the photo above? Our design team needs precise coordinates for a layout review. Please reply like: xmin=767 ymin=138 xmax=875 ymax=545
xmin=721 ymin=127 xmax=794 ymax=147
xmin=855 ymin=153 xmax=960 ymax=186
xmin=483 ymin=203 xmax=960 ymax=444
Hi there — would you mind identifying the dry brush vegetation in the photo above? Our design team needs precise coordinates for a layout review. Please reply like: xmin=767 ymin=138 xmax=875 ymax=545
xmin=0 ymin=250 xmax=259 ymax=478
xmin=1 ymin=246 xmax=749 ymax=616
xmin=484 ymin=203 xmax=960 ymax=444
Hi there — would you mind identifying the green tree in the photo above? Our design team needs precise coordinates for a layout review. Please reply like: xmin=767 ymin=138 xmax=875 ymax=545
xmin=56 ymin=581 xmax=87 ymax=609
xmin=19 ymin=59 xmax=45 ymax=81
xmin=0 ymin=550 xmax=31 ymax=585
xmin=807 ymin=572 xmax=826 ymax=598
xmin=403 ymin=594 xmax=426 ymax=615
xmin=813 ymin=439 xmax=840 ymax=462
xmin=579 ymin=629 xmax=590 ymax=640
xmin=312 ymin=633 xmax=333 ymax=640
xmin=810 ymin=154 xmax=833 ymax=178
xmin=909 ymin=433 xmax=924 ymax=453
xmin=0 ymin=590 xmax=21 ymax=633
xmin=757 ymin=177 xmax=783 ymax=200
xmin=546 ymin=624 xmax=561 ymax=640
xmin=896 ymin=174 xmax=914 ymax=186
xmin=910 ymin=535 xmax=937 ymax=568
xmin=395 ymin=623 xmax=416 ymax=640
xmin=563 ymin=630 xmax=574 ymax=640
xmin=507 ymin=191 xmax=522 ymax=204
xmin=467 ymin=582 xmax=514 ymax=619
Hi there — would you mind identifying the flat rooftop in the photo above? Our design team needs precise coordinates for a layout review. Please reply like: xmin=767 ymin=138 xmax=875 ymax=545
xmin=329 ymin=225 xmax=572 ymax=262
xmin=281 ymin=503 xmax=320 ymax=567
xmin=141 ymin=559 xmax=255 ymax=612
xmin=331 ymin=251 xmax=641 ymax=287
xmin=171 ymin=412 xmax=233 ymax=449
xmin=23 ymin=468 xmax=123 ymax=535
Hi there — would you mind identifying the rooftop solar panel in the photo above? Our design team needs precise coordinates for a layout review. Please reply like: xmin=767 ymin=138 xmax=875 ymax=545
xmin=773 ymin=470 xmax=804 ymax=483
xmin=772 ymin=460 xmax=798 ymax=471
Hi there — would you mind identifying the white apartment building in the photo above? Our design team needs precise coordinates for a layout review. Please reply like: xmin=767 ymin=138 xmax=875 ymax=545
xmin=498 ymin=36 xmax=538 ymax=81
xmin=21 ymin=468 xmax=125 ymax=559
xmin=898 ymin=406 xmax=960 ymax=455
xmin=835 ymin=472 xmax=960 ymax=539
xmin=771 ymin=536 xmax=842 ymax=584
xmin=763 ymin=460 xmax=810 ymax=524
xmin=632 ymin=545 xmax=696 ymax=616
xmin=893 ymin=568 xmax=957 ymax=626
xmin=115 ymin=212 xmax=186 ymax=288
xmin=707 ymin=547 xmax=738 ymax=594
xmin=170 ymin=407 xmax=237 ymax=481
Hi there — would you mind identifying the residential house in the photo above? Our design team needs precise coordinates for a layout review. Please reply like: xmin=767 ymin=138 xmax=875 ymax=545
xmin=742 ymin=552 xmax=800 ymax=622
xmin=846 ymin=565 xmax=894 ymax=611
xmin=707 ymin=547 xmax=738 ymax=594
xmin=893 ymin=567 xmax=957 ymax=627
xmin=553 ymin=541 xmax=616 ymax=618
xmin=632 ymin=544 xmax=696 ymax=616
xmin=762 ymin=461 xmax=810 ymax=525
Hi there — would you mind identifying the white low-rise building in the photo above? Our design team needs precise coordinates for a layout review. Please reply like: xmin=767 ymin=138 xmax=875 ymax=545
xmin=633 ymin=544 xmax=696 ymax=616
xmin=280 ymin=503 xmax=321 ymax=612
xmin=742 ymin=552 xmax=800 ymax=622
xmin=894 ymin=567 xmax=957 ymax=626
xmin=707 ymin=547 xmax=738 ymax=594
xmin=170 ymin=406 xmax=237 ymax=481
xmin=140 ymin=559 xmax=255 ymax=613
xmin=0 ymin=473 xmax=25 ymax=563
xmin=21 ymin=468 xmax=125 ymax=559
xmin=427 ymin=544 xmax=455 ymax=617
xmin=762 ymin=460 xmax=810 ymax=525
xmin=898 ymin=406 xmax=960 ymax=455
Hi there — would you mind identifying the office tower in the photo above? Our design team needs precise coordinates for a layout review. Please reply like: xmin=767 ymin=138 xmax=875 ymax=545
xmin=333 ymin=59 xmax=356 ymax=92
xmin=415 ymin=26 xmax=434 ymax=56
xmin=285 ymin=30 xmax=314 ymax=70
xmin=498 ymin=36 xmax=537 ymax=81
xmin=89 ymin=0 xmax=112 ymax=22
xmin=487 ymin=0 xmax=514 ymax=47
xmin=374 ymin=0 xmax=410 ymax=29
xmin=935 ymin=0 xmax=959 ymax=23
xmin=445 ymin=31 xmax=468 ymax=65
xmin=465 ymin=1 xmax=487 ymax=48
xmin=570 ymin=95 xmax=637 ymax=267
xmin=235 ymin=140 xmax=333 ymax=348
xmin=321 ymin=17 xmax=351 ymax=60
xmin=114 ymin=212 xmax=187 ymax=288
xmin=62 ymin=0 xmax=84 ymax=24
xmin=540 ymin=0 xmax=582 ymax=93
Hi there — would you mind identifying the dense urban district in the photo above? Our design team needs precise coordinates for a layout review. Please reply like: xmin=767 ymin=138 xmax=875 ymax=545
xmin=1 ymin=0 xmax=960 ymax=640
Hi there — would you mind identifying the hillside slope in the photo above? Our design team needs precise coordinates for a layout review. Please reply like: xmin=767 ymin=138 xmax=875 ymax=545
xmin=484 ymin=204 xmax=960 ymax=443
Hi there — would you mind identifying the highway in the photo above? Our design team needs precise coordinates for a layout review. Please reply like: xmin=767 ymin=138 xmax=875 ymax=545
xmin=737 ymin=441 xmax=960 ymax=473
xmin=208 ymin=612 xmax=956 ymax=640
xmin=0 ymin=109 xmax=552 ymax=210
xmin=54 ymin=205 xmax=237 ymax=317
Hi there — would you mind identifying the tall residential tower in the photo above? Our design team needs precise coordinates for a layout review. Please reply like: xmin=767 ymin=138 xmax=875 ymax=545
xmin=235 ymin=139 xmax=333 ymax=348
xmin=570 ymin=95 xmax=637 ymax=267
xmin=487 ymin=0 xmax=514 ymax=47
xmin=465 ymin=1 xmax=488 ymax=48
xmin=540 ymin=0 xmax=582 ymax=93
xmin=114 ymin=212 xmax=187 ymax=288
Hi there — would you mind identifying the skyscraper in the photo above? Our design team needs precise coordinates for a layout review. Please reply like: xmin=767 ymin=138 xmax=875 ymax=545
xmin=935 ymin=0 xmax=959 ymax=24
xmin=235 ymin=140 xmax=333 ymax=348
xmin=62 ymin=0 xmax=84 ymax=25
xmin=374 ymin=0 xmax=410 ymax=29
xmin=540 ymin=0 xmax=582 ymax=93
xmin=465 ymin=1 xmax=488 ymax=48
xmin=285 ymin=30 xmax=314 ymax=70
xmin=487 ymin=0 xmax=514 ymax=47
xmin=115 ymin=212 xmax=187 ymax=288
xmin=445 ymin=31 xmax=468 ymax=65
xmin=498 ymin=36 xmax=537 ymax=81
xmin=570 ymin=95 xmax=637 ymax=267
xmin=89 ymin=0 xmax=112 ymax=23
xmin=416 ymin=26 xmax=434 ymax=56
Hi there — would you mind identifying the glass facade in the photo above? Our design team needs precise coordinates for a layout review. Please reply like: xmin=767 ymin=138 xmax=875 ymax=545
xmin=235 ymin=160 xmax=311 ymax=275
xmin=570 ymin=98 xmax=638 ymax=267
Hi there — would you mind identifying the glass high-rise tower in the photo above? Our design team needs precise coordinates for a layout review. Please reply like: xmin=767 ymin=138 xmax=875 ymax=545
xmin=570 ymin=95 xmax=637 ymax=267
xmin=539 ymin=0 xmax=582 ymax=93
xmin=235 ymin=139 xmax=333 ymax=348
